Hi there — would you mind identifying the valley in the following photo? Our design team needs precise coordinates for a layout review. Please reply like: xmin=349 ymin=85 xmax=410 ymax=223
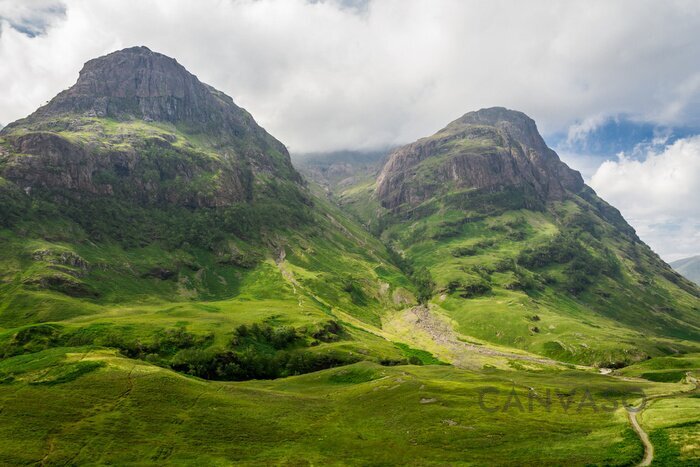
xmin=0 ymin=47 xmax=698 ymax=465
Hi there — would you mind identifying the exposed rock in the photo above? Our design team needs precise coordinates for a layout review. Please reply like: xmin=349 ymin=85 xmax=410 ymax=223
xmin=8 ymin=47 xmax=294 ymax=161
xmin=0 ymin=46 xmax=303 ymax=209
xmin=375 ymin=107 xmax=584 ymax=210
xmin=3 ymin=131 xmax=250 ymax=207
xmin=142 ymin=267 xmax=176 ymax=280
xmin=32 ymin=249 xmax=89 ymax=270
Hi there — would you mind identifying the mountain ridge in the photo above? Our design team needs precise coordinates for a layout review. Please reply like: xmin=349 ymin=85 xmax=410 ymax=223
xmin=0 ymin=46 xmax=306 ymax=230
xmin=671 ymin=255 xmax=700 ymax=285
xmin=4 ymin=47 xmax=286 ymax=148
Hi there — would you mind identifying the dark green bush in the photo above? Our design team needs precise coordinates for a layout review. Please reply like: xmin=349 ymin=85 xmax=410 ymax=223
xmin=414 ymin=267 xmax=435 ymax=304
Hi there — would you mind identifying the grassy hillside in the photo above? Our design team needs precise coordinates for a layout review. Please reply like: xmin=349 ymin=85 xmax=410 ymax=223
xmin=4 ymin=118 xmax=697 ymax=464
xmin=0 ymin=113 xmax=426 ymax=386
xmin=1 ymin=49 xmax=699 ymax=464
xmin=0 ymin=346 xmax=690 ymax=465
xmin=330 ymin=112 xmax=700 ymax=368
xmin=335 ymin=180 xmax=700 ymax=367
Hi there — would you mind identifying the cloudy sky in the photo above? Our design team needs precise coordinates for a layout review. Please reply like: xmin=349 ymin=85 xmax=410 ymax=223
xmin=0 ymin=0 xmax=698 ymax=261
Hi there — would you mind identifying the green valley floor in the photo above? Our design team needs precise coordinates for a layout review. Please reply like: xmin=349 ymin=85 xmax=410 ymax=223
xmin=1 ymin=347 xmax=699 ymax=465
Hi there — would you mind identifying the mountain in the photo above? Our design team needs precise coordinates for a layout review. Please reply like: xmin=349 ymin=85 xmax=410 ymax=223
xmin=336 ymin=107 xmax=700 ymax=366
xmin=376 ymin=107 xmax=585 ymax=209
xmin=293 ymin=149 xmax=391 ymax=225
xmin=0 ymin=47 xmax=416 ymax=379
xmin=1 ymin=50 xmax=700 ymax=465
xmin=2 ymin=46 xmax=301 ymax=210
xmin=671 ymin=255 xmax=700 ymax=284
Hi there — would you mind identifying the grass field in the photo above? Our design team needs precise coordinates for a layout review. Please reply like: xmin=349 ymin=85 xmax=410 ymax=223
xmin=0 ymin=347 xmax=686 ymax=465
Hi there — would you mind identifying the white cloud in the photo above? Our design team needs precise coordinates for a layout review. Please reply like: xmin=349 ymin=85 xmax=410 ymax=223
xmin=566 ymin=114 xmax=609 ymax=145
xmin=1 ymin=0 xmax=700 ymax=153
xmin=591 ymin=136 xmax=700 ymax=260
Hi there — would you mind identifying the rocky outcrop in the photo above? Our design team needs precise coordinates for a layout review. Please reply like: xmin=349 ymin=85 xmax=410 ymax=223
xmin=375 ymin=107 xmax=584 ymax=210
xmin=2 ymin=131 xmax=251 ymax=208
xmin=32 ymin=249 xmax=89 ymax=271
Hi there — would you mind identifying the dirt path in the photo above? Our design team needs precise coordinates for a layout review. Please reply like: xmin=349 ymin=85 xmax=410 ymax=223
xmin=627 ymin=373 xmax=699 ymax=466
xmin=628 ymin=410 xmax=653 ymax=466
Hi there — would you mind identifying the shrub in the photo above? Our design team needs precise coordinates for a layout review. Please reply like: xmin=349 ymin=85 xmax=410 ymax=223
xmin=414 ymin=267 xmax=435 ymax=304
xmin=408 ymin=356 xmax=423 ymax=365
xmin=312 ymin=321 xmax=343 ymax=343
xmin=517 ymin=233 xmax=580 ymax=268
xmin=451 ymin=246 xmax=477 ymax=257
xmin=0 ymin=324 xmax=67 ymax=358
xmin=518 ymin=234 xmax=621 ymax=295
xmin=446 ymin=275 xmax=491 ymax=298
xmin=342 ymin=278 xmax=368 ymax=306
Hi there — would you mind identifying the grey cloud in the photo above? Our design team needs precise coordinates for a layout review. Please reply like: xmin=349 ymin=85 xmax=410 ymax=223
xmin=0 ymin=0 xmax=65 ymax=37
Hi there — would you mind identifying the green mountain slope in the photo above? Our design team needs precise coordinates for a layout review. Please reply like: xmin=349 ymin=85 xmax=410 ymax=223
xmin=1 ymin=49 xmax=699 ymax=465
xmin=337 ymin=108 xmax=700 ymax=366
xmin=671 ymin=255 xmax=700 ymax=285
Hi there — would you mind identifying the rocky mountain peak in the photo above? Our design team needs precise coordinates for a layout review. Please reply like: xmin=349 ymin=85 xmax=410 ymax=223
xmin=6 ymin=46 xmax=286 ymax=156
xmin=375 ymin=107 xmax=584 ymax=210
xmin=0 ymin=47 xmax=304 ymax=211
xmin=448 ymin=107 xmax=549 ymax=155
xmin=71 ymin=46 xmax=195 ymax=100
xmin=27 ymin=47 xmax=228 ymax=124
xmin=30 ymin=46 xmax=213 ymax=123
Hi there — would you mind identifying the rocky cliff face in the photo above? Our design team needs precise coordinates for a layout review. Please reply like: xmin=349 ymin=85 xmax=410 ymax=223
xmin=2 ymin=132 xmax=251 ymax=208
xmin=376 ymin=107 xmax=584 ymax=210
xmin=0 ymin=47 xmax=302 ymax=210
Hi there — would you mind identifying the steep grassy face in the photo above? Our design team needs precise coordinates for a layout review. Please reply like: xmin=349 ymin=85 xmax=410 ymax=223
xmin=337 ymin=108 xmax=700 ymax=367
xmin=0 ymin=47 xmax=416 ymax=381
